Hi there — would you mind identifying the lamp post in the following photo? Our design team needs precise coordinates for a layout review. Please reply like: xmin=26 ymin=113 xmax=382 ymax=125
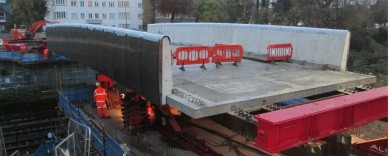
xmin=125 ymin=4 xmax=128 ymax=29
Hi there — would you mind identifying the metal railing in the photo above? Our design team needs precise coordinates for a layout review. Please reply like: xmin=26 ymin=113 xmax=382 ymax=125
xmin=58 ymin=88 xmax=131 ymax=155
xmin=0 ymin=127 xmax=6 ymax=156
xmin=55 ymin=133 xmax=76 ymax=156
xmin=68 ymin=118 xmax=91 ymax=156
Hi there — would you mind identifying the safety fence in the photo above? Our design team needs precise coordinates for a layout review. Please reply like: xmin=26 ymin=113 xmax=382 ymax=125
xmin=174 ymin=44 xmax=244 ymax=70
xmin=58 ymin=88 xmax=131 ymax=156
xmin=0 ymin=127 xmax=6 ymax=156
xmin=266 ymin=43 xmax=293 ymax=61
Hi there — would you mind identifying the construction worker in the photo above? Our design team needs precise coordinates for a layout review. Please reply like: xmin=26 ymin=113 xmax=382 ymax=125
xmin=94 ymin=82 xmax=110 ymax=118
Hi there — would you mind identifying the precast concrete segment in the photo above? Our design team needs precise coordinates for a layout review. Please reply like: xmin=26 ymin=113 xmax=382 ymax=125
xmin=167 ymin=59 xmax=375 ymax=118
xmin=148 ymin=23 xmax=350 ymax=71
xmin=46 ymin=24 xmax=173 ymax=105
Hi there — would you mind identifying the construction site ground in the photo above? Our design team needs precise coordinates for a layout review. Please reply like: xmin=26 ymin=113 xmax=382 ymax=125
xmin=349 ymin=120 xmax=388 ymax=143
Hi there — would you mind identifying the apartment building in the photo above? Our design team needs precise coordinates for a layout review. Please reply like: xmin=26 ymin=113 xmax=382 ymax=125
xmin=46 ymin=0 xmax=143 ymax=30
xmin=0 ymin=0 xmax=11 ymax=32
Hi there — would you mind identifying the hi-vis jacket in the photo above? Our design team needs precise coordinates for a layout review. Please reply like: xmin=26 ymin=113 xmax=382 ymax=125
xmin=94 ymin=86 xmax=108 ymax=107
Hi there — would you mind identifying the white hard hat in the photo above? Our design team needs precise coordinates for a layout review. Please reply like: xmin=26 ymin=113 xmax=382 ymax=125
xmin=96 ymin=82 xmax=100 ymax=86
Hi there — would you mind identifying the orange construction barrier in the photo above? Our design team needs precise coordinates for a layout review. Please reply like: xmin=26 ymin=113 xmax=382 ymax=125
xmin=267 ymin=43 xmax=293 ymax=61
xmin=175 ymin=46 xmax=212 ymax=71
xmin=211 ymin=44 xmax=244 ymax=66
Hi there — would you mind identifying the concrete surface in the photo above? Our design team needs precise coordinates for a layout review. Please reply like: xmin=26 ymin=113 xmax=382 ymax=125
xmin=167 ymin=59 xmax=375 ymax=119
xmin=148 ymin=23 xmax=351 ymax=71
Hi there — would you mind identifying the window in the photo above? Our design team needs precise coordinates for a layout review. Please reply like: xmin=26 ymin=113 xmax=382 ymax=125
xmin=119 ymin=24 xmax=129 ymax=29
xmin=111 ymin=25 xmax=115 ymax=27
xmin=53 ymin=11 xmax=66 ymax=19
xmin=138 ymin=13 xmax=142 ymax=19
xmin=118 ymin=12 xmax=130 ymax=19
xmin=88 ymin=13 xmax=93 ymax=19
xmin=71 ymin=13 xmax=77 ymax=19
xmin=95 ymin=13 xmax=99 ymax=19
xmin=102 ymin=13 xmax=107 ymax=19
xmin=118 ymin=0 xmax=129 ymax=7
xmin=138 ymin=2 xmax=142 ymax=8
xmin=88 ymin=0 xmax=92 ymax=7
xmin=109 ymin=2 xmax=114 ymax=7
xmin=80 ymin=1 xmax=84 ymax=7
xmin=81 ymin=13 xmax=85 ymax=19
xmin=53 ymin=0 xmax=66 ymax=6
xmin=109 ymin=13 xmax=115 ymax=19
xmin=102 ymin=2 xmax=106 ymax=7
xmin=95 ymin=1 xmax=98 ymax=7
xmin=139 ymin=25 xmax=142 ymax=30
xmin=71 ymin=0 xmax=76 ymax=6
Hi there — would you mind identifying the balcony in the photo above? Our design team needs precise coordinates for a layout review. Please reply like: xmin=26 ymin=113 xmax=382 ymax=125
xmin=0 ymin=16 xmax=6 ymax=23
xmin=86 ymin=19 xmax=102 ymax=24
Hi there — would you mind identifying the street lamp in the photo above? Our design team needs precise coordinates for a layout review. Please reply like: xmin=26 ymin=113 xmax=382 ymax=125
xmin=125 ymin=4 xmax=128 ymax=29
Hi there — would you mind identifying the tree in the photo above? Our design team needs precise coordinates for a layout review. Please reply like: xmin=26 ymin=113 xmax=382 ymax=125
xmin=195 ymin=0 xmax=224 ymax=22
xmin=157 ymin=0 xmax=194 ymax=23
xmin=271 ymin=0 xmax=292 ymax=25
xmin=10 ymin=0 xmax=48 ymax=27
xmin=149 ymin=0 xmax=156 ymax=24
xmin=260 ymin=0 xmax=269 ymax=23
xmin=371 ymin=0 xmax=388 ymax=26
xmin=254 ymin=0 xmax=260 ymax=23
xmin=195 ymin=0 xmax=253 ymax=23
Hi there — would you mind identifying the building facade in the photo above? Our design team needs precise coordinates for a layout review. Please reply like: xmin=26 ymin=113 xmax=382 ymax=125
xmin=46 ymin=0 xmax=143 ymax=30
xmin=0 ymin=0 xmax=11 ymax=32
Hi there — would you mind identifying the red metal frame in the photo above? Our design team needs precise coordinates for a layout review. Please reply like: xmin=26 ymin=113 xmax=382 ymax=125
xmin=211 ymin=44 xmax=243 ymax=64
xmin=267 ymin=43 xmax=293 ymax=61
xmin=175 ymin=46 xmax=212 ymax=66
xmin=254 ymin=87 xmax=388 ymax=153
xmin=96 ymin=73 xmax=114 ymax=88
xmin=4 ymin=43 xmax=28 ymax=53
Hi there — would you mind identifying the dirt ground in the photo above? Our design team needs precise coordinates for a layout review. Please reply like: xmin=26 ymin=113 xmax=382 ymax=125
xmin=348 ymin=120 xmax=388 ymax=143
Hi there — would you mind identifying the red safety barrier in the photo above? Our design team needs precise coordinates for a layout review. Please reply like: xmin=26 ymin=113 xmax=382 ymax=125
xmin=267 ymin=43 xmax=293 ymax=61
xmin=212 ymin=44 xmax=244 ymax=65
xmin=175 ymin=46 xmax=212 ymax=70
xmin=254 ymin=87 xmax=388 ymax=153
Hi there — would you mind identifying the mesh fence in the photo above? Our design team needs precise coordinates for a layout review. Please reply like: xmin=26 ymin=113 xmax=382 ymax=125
xmin=55 ymin=133 xmax=76 ymax=156
xmin=0 ymin=127 xmax=6 ymax=156
xmin=68 ymin=118 xmax=91 ymax=156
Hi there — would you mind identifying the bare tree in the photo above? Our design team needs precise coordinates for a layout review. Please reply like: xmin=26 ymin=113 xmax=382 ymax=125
xmin=157 ymin=0 xmax=194 ymax=23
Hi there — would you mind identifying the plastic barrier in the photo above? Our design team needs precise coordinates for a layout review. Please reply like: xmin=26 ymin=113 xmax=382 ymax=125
xmin=211 ymin=44 xmax=243 ymax=66
xmin=266 ymin=43 xmax=293 ymax=61
xmin=175 ymin=46 xmax=212 ymax=70
xmin=173 ymin=44 xmax=244 ymax=70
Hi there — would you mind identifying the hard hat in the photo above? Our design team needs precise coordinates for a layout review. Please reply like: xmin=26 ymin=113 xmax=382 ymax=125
xmin=96 ymin=82 xmax=100 ymax=86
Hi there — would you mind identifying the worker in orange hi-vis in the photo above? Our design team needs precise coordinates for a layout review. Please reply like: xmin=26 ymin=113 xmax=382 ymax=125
xmin=43 ymin=48 xmax=49 ymax=60
xmin=94 ymin=82 xmax=110 ymax=118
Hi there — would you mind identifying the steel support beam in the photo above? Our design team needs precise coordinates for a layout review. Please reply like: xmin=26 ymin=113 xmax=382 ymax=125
xmin=254 ymin=86 xmax=388 ymax=153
